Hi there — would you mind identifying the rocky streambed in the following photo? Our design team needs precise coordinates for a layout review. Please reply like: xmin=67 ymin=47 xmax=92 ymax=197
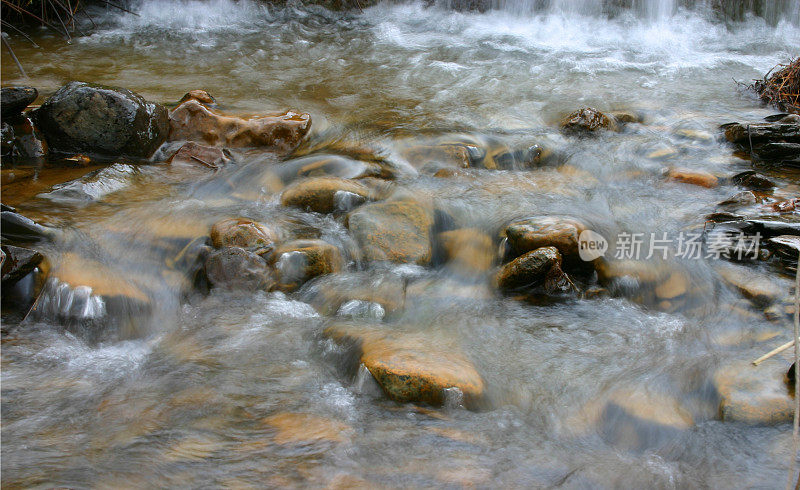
xmin=2 ymin=2 xmax=800 ymax=487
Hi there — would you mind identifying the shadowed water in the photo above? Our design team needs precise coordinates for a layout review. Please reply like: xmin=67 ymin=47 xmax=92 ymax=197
xmin=2 ymin=1 xmax=800 ymax=487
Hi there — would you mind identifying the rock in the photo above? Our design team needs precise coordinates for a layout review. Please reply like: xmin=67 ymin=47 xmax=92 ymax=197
xmin=674 ymin=128 xmax=712 ymax=141
xmin=36 ymin=81 xmax=169 ymax=158
xmin=731 ymin=170 xmax=776 ymax=190
xmin=647 ymin=147 xmax=679 ymax=160
xmin=544 ymin=262 xmax=576 ymax=294
xmin=7 ymin=115 xmax=47 ymax=158
xmin=168 ymin=99 xmax=310 ymax=152
xmin=1 ymin=122 xmax=14 ymax=157
xmin=204 ymin=247 xmax=274 ymax=291
xmin=755 ymin=142 xmax=800 ymax=164
xmin=347 ymin=200 xmax=434 ymax=265
xmin=654 ymin=271 xmax=689 ymax=300
xmin=272 ymin=154 xmax=393 ymax=183
xmin=504 ymin=216 xmax=585 ymax=264
xmin=714 ymin=360 xmax=794 ymax=425
xmin=262 ymin=413 xmax=351 ymax=445
xmin=299 ymin=272 xmax=405 ymax=316
xmin=169 ymin=142 xmax=230 ymax=168
xmin=0 ymin=245 xmax=43 ymax=287
xmin=495 ymin=246 xmax=562 ymax=291
xmin=280 ymin=177 xmax=373 ymax=214
xmin=178 ymin=89 xmax=216 ymax=107
xmin=717 ymin=264 xmax=785 ymax=307
xmin=271 ymin=239 xmax=343 ymax=291
xmin=209 ymin=218 xmax=277 ymax=255
xmin=723 ymin=122 xmax=800 ymax=145
xmin=610 ymin=110 xmax=643 ymax=124
xmin=561 ymin=107 xmax=617 ymax=134
xmin=718 ymin=191 xmax=757 ymax=209
xmin=602 ymin=389 xmax=694 ymax=450
xmin=0 ymin=207 xmax=53 ymax=243
xmin=438 ymin=228 xmax=494 ymax=274
xmin=1 ymin=86 xmax=37 ymax=116
xmin=666 ymin=168 xmax=718 ymax=188
xmin=323 ymin=323 xmax=485 ymax=406
xmin=768 ymin=235 xmax=800 ymax=262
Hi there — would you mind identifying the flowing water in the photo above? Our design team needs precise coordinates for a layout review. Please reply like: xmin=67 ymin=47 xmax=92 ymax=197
xmin=3 ymin=0 xmax=800 ymax=487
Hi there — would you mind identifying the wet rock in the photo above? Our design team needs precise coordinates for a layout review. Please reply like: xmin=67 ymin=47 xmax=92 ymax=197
xmin=280 ymin=177 xmax=373 ymax=214
xmin=731 ymin=170 xmax=776 ymax=191
xmin=273 ymin=154 xmax=393 ymax=183
xmin=299 ymin=272 xmax=405 ymax=316
xmin=674 ymin=128 xmax=713 ymax=141
xmin=718 ymin=191 xmax=757 ymax=209
xmin=168 ymin=99 xmax=310 ymax=152
xmin=347 ymin=200 xmax=434 ymax=265
xmin=714 ymin=360 xmax=794 ymax=425
xmin=1 ymin=86 xmax=37 ymax=116
xmin=1 ymin=245 xmax=43 ymax=287
xmin=495 ymin=246 xmax=562 ymax=291
xmin=262 ymin=413 xmax=352 ymax=445
xmin=36 ymin=81 xmax=169 ymax=158
xmin=504 ymin=216 xmax=586 ymax=265
xmin=717 ymin=264 xmax=785 ymax=307
xmin=666 ymin=167 xmax=718 ymax=188
xmin=41 ymin=163 xmax=137 ymax=203
xmin=610 ymin=110 xmax=643 ymax=124
xmin=722 ymin=121 xmax=800 ymax=164
xmin=544 ymin=262 xmax=576 ymax=294
xmin=0 ymin=207 xmax=53 ymax=243
xmin=653 ymin=271 xmax=690 ymax=300
xmin=561 ymin=107 xmax=617 ymax=134
xmin=1 ymin=121 xmax=14 ymax=157
xmin=204 ymin=246 xmax=274 ymax=291
xmin=438 ymin=228 xmax=494 ymax=274
xmin=169 ymin=142 xmax=231 ymax=168
xmin=178 ymin=89 xmax=216 ymax=107
xmin=768 ymin=235 xmax=800 ymax=263
xmin=209 ymin=218 xmax=277 ymax=255
xmin=324 ymin=323 xmax=485 ymax=406
xmin=272 ymin=239 xmax=343 ymax=291
xmin=647 ymin=147 xmax=678 ymax=160
xmin=7 ymin=115 xmax=47 ymax=159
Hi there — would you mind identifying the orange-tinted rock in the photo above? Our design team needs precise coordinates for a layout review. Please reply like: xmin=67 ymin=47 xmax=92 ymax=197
xmin=178 ymin=89 xmax=216 ymax=107
xmin=209 ymin=218 xmax=277 ymax=254
xmin=714 ymin=360 xmax=794 ymax=425
xmin=280 ymin=177 xmax=372 ymax=214
xmin=667 ymin=168 xmax=719 ymax=188
xmin=262 ymin=413 xmax=351 ymax=445
xmin=169 ymin=142 xmax=231 ymax=168
xmin=495 ymin=246 xmax=561 ymax=290
xmin=323 ymin=324 xmax=484 ymax=406
xmin=204 ymin=246 xmax=274 ymax=291
xmin=347 ymin=200 xmax=434 ymax=265
xmin=438 ymin=228 xmax=494 ymax=274
xmin=272 ymin=239 xmax=343 ymax=291
xmin=169 ymin=99 xmax=311 ymax=152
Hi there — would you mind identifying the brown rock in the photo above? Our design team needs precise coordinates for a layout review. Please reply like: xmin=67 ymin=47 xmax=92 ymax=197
xmin=1 ymin=245 xmax=43 ymax=287
xmin=495 ymin=246 xmax=561 ymax=290
xmin=347 ymin=200 xmax=434 ymax=265
xmin=667 ymin=168 xmax=718 ymax=188
xmin=714 ymin=360 xmax=794 ymax=425
xmin=178 ymin=89 xmax=216 ymax=107
xmin=324 ymin=324 xmax=484 ymax=406
xmin=272 ymin=239 xmax=343 ymax=291
xmin=717 ymin=264 xmax=785 ymax=307
xmin=209 ymin=218 xmax=277 ymax=254
xmin=262 ymin=413 xmax=351 ymax=445
xmin=504 ymin=216 xmax=585 ymax=264
xmin=561 ymin=107 xmax=617 ymax=134
xmin=169 ymin=142 xmax=231 ymax=168
xmin=168 ymin=99 xmax=310 ymax=152
xmin=280 ymin=177 xmax=372 ymax=214
xmin=204 ymin=247 xmax=274 ymax=291
xmin=438 ymin=228 xmax=494 ymax=274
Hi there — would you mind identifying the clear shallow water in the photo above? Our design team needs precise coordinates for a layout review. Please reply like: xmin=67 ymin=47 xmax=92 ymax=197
xmin=3 ymin=1 xmax=800 ymax=487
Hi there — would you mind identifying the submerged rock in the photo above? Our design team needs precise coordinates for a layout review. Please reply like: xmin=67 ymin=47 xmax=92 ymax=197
xmin=347 ymin=200 xmax=434 ymax=265
xmin=324 ymin=323 xmax=485 ymax=406
xmin=272 ymin=239 xmax=343 ymax=291
xmin=714 ymin=360 xmax=794 ymax=425
xmin=495 ymin=246 xmax=562 ymax=291
xmin=1 ymin=86 xmax=38 ymax=116
xmin=666 ymin=167 xmax=719 ymax=188
xmin=280 ymin=177 xmax=373 ymax=214
xmin=204 ymin=246 xmax=274 ymax=291
xmin=168 ymin=99 xmax=310 ymax=152
xmin=717 ymin=264 xmax=785 ymax=307
xmin=438 ymin=228 xmax=494 ymax=274
xmin=36 ymin=81 xmax=169 ymax=158
xmin=561 ymin=107 xmax=617 ymax=134
xmin=209 ymin=218 xmax=277 ymax=255
xmin=178 ymin=89 xmax=216 ymax=107
xmin=169 ymin=142 xmax=231 ymax=168
xmin=262 ymin=412 xmax=351 ymax=445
